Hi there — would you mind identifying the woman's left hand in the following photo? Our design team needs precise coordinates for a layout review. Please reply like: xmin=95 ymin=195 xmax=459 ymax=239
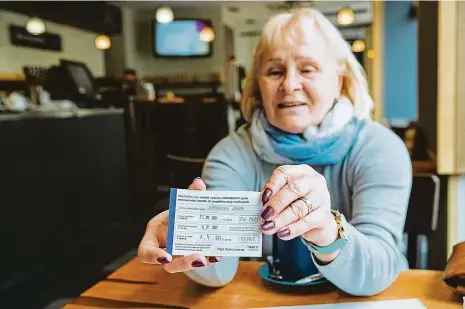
xmin=260 ymin=165 xmax=340 ymax=262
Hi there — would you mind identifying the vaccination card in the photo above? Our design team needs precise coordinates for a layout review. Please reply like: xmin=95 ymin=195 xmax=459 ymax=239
xmin=166 ymin=188 xmax=263 ymax=257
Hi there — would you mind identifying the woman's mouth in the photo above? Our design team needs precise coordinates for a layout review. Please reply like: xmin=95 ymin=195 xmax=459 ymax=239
xmin=277 ymin=102 xmax=307 ymax=109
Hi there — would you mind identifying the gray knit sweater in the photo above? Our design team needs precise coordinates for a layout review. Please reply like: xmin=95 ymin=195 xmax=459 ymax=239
xmin=184 ymin=119 xmax=412 ymax=296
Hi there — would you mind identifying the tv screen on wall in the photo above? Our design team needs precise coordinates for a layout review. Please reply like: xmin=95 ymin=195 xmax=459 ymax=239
xmin=153 ymin=19 xmax=213 ymax=58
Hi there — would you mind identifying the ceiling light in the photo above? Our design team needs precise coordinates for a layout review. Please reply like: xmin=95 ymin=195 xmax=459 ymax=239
xmin=367 ymin=49 xmax=376 ymax=59
xmin=337 ymin=8 xmax=355 ymax=26
xmin=26 ymin=17 xmax=45 ymax=35
xmin=351 ymin=40 xmax=366 ymax=53
xmin=200 ymin=27 xmax=215 ymax=42
xmin=156 ymin=6 xmax=174 ymax=24
xmin=95 ymin=34 xmax=111 ymax=50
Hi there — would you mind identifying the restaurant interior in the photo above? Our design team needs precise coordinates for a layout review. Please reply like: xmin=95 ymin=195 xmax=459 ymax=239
xmin=0 ymin=1 xmax=464 ymax=308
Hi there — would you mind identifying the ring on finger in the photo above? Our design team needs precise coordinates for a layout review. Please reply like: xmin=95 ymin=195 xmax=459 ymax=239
xmin=299 ymin=197 xmax=314 ymax=212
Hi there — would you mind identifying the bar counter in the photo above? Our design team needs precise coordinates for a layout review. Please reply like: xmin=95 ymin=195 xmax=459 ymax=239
xmin=0 ymin=107 xmax=135 ymax=306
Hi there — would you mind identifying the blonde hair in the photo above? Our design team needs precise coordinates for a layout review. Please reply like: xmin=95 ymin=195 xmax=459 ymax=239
xmin=241 ymin=8 xmax=373 ymax=121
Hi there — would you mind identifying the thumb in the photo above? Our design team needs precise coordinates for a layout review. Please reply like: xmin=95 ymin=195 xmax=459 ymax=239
xmin=188 ymin=177 xmax=206 ymax=191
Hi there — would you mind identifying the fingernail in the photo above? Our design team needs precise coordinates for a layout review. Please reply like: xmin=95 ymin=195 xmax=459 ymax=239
xmin=262 ymin=188 xmax=272 ymax=204
xmin=157 ymin=257 xmax=170 ymax=264
xmin=262 ymin=221 xmax=275 ymax=231
xmin=261 ymin=206 xmax=274 ymax=220
xmin=194 ymin=177 xmax=203 ymax=181
xmin=192 ymin=260 xmax=205 ymax=267
xmin=277 ymin=229 xmax=290 ymax=238
xmin=208 ymin=257 xmax=219 ymax=263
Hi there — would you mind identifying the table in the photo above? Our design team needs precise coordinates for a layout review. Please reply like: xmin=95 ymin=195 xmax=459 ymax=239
xmin=65 ymin=259 xmax=462 ymax=309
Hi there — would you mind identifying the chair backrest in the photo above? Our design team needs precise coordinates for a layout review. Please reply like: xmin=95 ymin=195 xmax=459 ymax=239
xmin=404 ymin=173 xmax=440 ymax=269
xmin=166 ymin=154 xmax=205 ymax=189
xmin=404 ymin=173 xmax=440 ymax=235
xmin=156 ymin=95 xmax=229 ymax=159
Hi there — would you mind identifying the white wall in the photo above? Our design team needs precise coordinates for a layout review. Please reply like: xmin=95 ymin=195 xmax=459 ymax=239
xmin=105 ymin=34 xmax=125 ymax=76
xmin=221 ymin=5 xmax=237 ymax=30
xmin=0 ymin=11 xmax=105 ymax=76
xmin=234 ymin=32 xmax=260 ymax=72
xmin=123 ymin=6 xmax=225 ymax=77
xmin=121 ymin=5 xmax=137 ymax=72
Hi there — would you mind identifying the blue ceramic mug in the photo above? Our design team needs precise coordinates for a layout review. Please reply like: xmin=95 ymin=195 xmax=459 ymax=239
xmin=274 ymin=236 xmax=319 ymax=282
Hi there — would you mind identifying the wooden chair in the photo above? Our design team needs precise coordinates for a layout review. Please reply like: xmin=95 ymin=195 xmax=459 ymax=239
xmin=166 ymin=153 xmax=205 ymax=189
xmin=404 ymin=173 xmax=440 ymax=269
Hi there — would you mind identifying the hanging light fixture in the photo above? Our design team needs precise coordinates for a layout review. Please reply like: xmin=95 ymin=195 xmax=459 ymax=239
xmin=199 ymin=26 xmax=215 ymax=42
xmin=156 ymin=5 xmax=174 ymax=24
xmin=337 ymin=8 xmax=355 ymax=26
xmin=95 ymin=34 xmax=111 ymax=50
xmin=26 ymin=17 xmax=46 ymax=35
xmin=351 ymin=39 xmax=366 ymax=53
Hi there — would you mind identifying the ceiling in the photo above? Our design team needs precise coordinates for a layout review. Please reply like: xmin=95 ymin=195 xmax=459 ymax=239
xmin=114 ymin=1 xmax=371 ymax=38
xmin=114 ymin=1 xmax=226 ymax=9
xmin=223 ymin=1 xmax=371 ymax=33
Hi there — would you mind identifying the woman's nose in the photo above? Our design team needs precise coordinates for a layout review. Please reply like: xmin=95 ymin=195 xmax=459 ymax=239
xmin=281 ymin=71 xmax=303 ymax=94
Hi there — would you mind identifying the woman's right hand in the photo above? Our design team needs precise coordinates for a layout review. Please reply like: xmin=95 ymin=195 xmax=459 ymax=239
xmin=137 ymin=178 xmax=222 ymax=273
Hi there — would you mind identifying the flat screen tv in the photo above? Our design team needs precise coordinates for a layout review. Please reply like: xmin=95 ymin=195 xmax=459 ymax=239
xmin=152 ymin=19 xmax=213 ymax=58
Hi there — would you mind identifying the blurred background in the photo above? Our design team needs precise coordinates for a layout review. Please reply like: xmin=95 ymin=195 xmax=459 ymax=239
xmin=0 ymin=1 xmax=464 ymax=308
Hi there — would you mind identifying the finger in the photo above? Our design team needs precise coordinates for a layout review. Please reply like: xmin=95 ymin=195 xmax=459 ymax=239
xmin=138 ymin=229 xmax=171 ymax=264
xmin=263 ymin=176 xmax=313 ymax=220
xmin=138 ymin=212 xmax=172 ymax=264
xmin=262 ymin=165 xmax=315 ymax=202
xmin=275 ymin=207 xmax=327 ymax=240
xmin=189 ymin=177 xmax=207 ymax=191
xmin=207 ymin=256 xmax=222 ymax=264
xmin=261 ymin=165 xmax=318 ymax=202
xmin=261 ymin=192 xmax=322 ymax=235
xmin=262 ymin=173 xmax=324 ymax=221
xmin=163 ymin=254 xmax=208 ymax=273
xmin=138 ymin=242 xmax=172 ymax=265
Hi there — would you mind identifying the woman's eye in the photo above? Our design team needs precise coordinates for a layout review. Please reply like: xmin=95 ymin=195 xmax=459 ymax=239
xmin=301 ymin=67 xmax=316 ymax=74
xmin=267 ymin=70 xmax=283 ymax=77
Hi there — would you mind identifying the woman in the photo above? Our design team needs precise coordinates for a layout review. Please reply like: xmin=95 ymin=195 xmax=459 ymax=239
xmin=138 ymin=8 xmax=411 ymax=296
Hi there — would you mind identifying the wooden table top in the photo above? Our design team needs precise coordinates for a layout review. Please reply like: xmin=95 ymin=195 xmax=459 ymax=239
xmin=65 ymin=259 xmax=462 ymax=309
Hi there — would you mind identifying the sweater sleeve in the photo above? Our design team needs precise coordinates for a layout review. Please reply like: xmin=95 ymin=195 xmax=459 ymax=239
xmin=303 ymin=124 xmax=412 ymax=296
xmin=184 ymin=131 xmax=256 ymax=287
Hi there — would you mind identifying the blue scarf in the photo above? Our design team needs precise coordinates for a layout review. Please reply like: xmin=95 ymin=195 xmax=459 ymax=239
xmin=250 ymin=97 xmax=365 ymax=166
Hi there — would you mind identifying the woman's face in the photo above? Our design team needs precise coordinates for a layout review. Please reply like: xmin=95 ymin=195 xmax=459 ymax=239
xmin=258 ymin=33 xmax=342 ymax=134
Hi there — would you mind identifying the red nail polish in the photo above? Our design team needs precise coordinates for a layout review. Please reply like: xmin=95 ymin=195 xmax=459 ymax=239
xmin=157 ymin=257 xmax=170 ymax=264
xmin=262 ymin=188 xmax=272 ymax=204
xmin=277 ymin=229 xmax=290 ymax=238
xmin=192 ymin=260 xmax=205 ymax=267
xmin=262 ymin=221 xmax=275 ymax=231
xmin=261 ymin=206 xmax=274 ymax=220
xmin=208 ymin=257 xmax=219 ymax=263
